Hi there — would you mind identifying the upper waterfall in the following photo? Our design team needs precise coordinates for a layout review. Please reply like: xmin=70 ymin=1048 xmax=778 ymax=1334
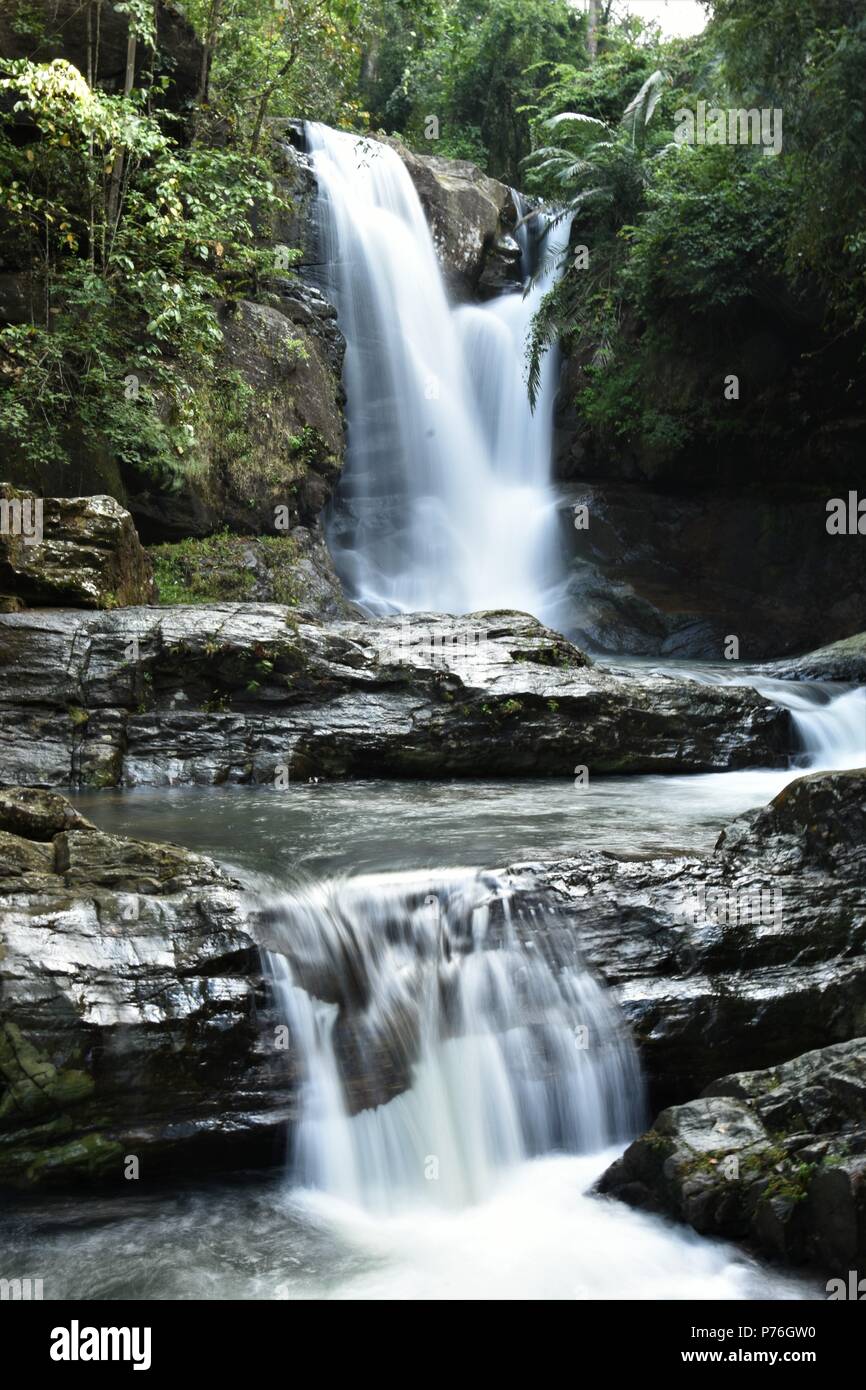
xmin=306 ymin=122 xmax=570 ymax=626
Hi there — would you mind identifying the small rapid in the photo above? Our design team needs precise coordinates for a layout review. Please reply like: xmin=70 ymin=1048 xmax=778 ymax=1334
xmin=262 ymin=868 xmax=641 ymax=1214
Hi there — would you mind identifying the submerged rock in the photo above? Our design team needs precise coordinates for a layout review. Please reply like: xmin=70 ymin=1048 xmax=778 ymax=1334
xmin=0 ymin=488 xmax=155 ymax=611
xmin=0 ymin=606 xmax=791 ymax=788
xmin=0 ymin=790 xmax=291 ymax=1188
xmin=597 ymin=1039 xmax=866 ymax=1275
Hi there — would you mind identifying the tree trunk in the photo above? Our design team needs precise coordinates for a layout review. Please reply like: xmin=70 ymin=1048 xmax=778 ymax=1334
xmin=198 ymin=0 xmax=223 ymax=105
xmin=588 ymin=0 xmax=599 ymax=61
xmin=106 ymin=25 xmax=137 ymax=236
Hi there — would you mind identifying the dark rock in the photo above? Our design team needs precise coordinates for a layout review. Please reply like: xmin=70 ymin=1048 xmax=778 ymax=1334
xmin=0 ymin=487 xmax=155 ymax=610
xmin=555 ymin=483 xmax=866 ymax=660
xmin=715 ymin=767 xmax=866 ymax=875
xmin=0 ymin=2 xmax=204 ymax=112
xmin=597 ymin=1039 xmax=866 ymax=1274
xmin=0 ymin=786 xmax=94 ymax=840
xmin=759 ymin=632 xmax=866 ymax=683
xmin=477 ymin=232 xmax=524 ymax=298
xmin=0 ymin=606 xmax=791 ymax=788
xmin=269 ymin=280 xmax=345 ymax=378
xmin=126 ymin=299 xmax=345 ymax=543
xmin=529 ymin=768 xmax=866 ymax=1109
xmin=380 ymin=136 xmax=521 ymax=298
xmin=266 ymin=138 xmax=324 ymax=273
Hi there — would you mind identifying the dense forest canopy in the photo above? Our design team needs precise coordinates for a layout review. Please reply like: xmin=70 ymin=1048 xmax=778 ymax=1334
xmin=1 ymin=0 xmax=865 ymax=486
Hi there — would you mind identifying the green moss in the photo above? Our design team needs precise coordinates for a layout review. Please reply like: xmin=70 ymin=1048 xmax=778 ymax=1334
xmin=149 ymin=532 xmax=301 ymax=606
xmin=0 ymin=1022 xmax=94 ymax=1122
xmin=81 ymin=758 xmax=122 ymax=789
xmin=5 ymin=1131 xmax=124 ymax=1185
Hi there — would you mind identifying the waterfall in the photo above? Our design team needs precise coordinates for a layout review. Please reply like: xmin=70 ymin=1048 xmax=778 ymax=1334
xmin=262 ymin=868 xmax=643 ymax=1213
xmin=306 ymin=123 xmax=569 ymax=625
xmin=759 ymin=681 xmax=866 ymax=770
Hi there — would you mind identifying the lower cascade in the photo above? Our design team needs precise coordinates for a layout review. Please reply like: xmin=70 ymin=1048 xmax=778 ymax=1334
xmin=263 ymin=869 xmax=643 ymax=1213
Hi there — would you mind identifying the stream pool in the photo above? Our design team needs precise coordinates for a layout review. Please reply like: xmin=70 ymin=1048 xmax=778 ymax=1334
xmin=1 ymin=761 xmax=834 ymax=1301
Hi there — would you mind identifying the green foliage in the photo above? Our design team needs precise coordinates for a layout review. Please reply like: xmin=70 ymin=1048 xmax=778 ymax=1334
xmin=366 ymin=0 xmax=585 ymax=181
xmin=0 ymin=57 xmax=284 ymax=482
xmin=185 ymin=0 xmax=368 ymax=142
xmin=151 ymin=532 xmax=301 ymax=606
xmin=524 ymin=0 xmax=866 ymax=460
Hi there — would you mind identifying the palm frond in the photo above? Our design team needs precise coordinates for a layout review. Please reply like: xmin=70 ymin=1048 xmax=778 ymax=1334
xmin=621 ymin=70 xmax=670 ymax=144
xmin=546 ymin=111 xmax=610 ymax=132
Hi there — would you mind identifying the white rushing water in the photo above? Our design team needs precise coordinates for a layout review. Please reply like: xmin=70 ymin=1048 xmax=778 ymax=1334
xmin=307 ymin=123 xmax=569 ymax=623
xmin=264 ymin=868 xmax=642 ymax=1213
xmin=258 ymin=866 xmax=812 ymax=1299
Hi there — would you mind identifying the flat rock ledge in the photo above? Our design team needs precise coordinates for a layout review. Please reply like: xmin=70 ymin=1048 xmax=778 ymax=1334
xmin=597 ymin=1039 xmax=866 ymax=1276
xmin=0 ymin=605 xmax=791 ymax=788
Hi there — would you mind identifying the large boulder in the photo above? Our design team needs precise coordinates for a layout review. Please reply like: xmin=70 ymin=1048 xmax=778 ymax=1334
xmin=0 ymin=606 xmax=791 ymax=788
xmin=149 ymin=529 xmax=357 ymax=621
xmin=759 ymin=631 xmax=866 ymax=683
xmin=531 ymin=768 xmax=866 ymax=1109
xmin=597 ymin=1039 xmax=866 ymax=1275
xmin=381 ymin=137 xmax=521 ymax=298
xmin=0 ymin=788 xmax=292 ymax=1188
xmin=0 ymin=488 xmax=155 ymax=611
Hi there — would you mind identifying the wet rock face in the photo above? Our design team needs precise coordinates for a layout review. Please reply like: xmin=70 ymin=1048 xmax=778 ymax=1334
xmin=0 ymin=789 xmax=292 ymax=1188
xmin=716 ymin=767 xmax=866 ymax=875
xmin=597 ymin=1039 xmax=866 ymax=1275
xmin=0 ymin=488 xmax=155 ymax=611
xmin=529 ymin=768 xmax=866 ymax=1110
xmin=556 ymin=483 xmax=866 ymax=660
xmin=0 ymin=606 xmax=790 ymax=788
